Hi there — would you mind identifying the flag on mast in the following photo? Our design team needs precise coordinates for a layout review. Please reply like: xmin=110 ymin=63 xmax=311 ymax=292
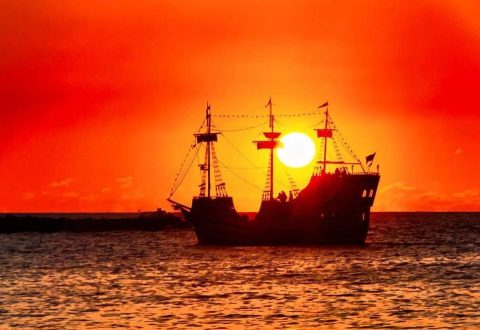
xmin=265 ymin=97 xmax=272 ymax=108
xmin=318 ymin=101 xmax=329 ymax=108
xmin=366 ymin=152 xmax=376 ymax=166
xmin=265 ymin=97 xmax=273 ymax=128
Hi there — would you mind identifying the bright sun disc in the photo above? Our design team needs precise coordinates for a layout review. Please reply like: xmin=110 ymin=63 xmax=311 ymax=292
xmin=277 ymin=132 xmax=315 ymax=168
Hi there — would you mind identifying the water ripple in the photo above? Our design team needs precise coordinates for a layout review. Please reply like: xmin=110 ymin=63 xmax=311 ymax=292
xmin=0 ymin=214 xmax=479 ymax=328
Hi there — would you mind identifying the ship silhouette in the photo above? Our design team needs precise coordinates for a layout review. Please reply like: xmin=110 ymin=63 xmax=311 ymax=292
xmin=169 ymin=100 xmax=380 ymax=245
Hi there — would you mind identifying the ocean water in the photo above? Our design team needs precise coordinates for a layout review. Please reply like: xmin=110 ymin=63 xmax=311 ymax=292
xmin=0 ymin=213 xmax=478 ymax=329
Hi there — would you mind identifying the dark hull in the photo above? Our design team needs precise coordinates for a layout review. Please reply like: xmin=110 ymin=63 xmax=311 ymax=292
xmin=188 ymin=173 xmax=380 ymax=245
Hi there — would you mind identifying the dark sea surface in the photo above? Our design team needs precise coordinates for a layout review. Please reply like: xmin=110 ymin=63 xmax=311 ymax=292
xmin=0 ymin=213 xmax=479 ymax=329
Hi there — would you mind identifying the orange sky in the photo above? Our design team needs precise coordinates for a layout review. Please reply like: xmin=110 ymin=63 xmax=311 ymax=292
xmin=1 ymin=0 xmax=479 ymax=212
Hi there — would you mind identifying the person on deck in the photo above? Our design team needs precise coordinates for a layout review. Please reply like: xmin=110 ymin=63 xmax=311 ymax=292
xmin=289 ymin=191 xmax=294 ymax=202
xmin=277 ymin=191 xmax=287 ymax=203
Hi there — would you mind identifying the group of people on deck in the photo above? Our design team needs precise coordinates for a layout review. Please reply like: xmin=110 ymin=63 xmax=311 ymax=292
xmin=276 ymin=190 xmax=294 ymax=203
xmin=334 ymin=167 xmax=349 ymax=175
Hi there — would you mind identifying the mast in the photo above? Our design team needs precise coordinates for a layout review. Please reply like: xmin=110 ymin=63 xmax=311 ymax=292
xmin=268 ymin=98 xmax=274 ymax=201
xmin=322 ymin=106 xmax=328 ymax=174
xmin=315 ymin=102 xmax=364 ymax=174
xmin=206 ymin=103 xmax=212 ymax=198
xmin=194 ymin=102 xmax=222 ymax=198
xmin=315 ymin=102 xmax=333 ymax=175
xmin=254 ymin=97 xmax=281 ymax=201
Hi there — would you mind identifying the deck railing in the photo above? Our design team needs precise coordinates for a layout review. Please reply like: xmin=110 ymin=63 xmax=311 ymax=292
xmin=350 ymin=172 xmax=380 ymax=176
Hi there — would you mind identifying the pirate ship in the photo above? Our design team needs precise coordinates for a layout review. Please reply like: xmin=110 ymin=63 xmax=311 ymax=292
xmin=168 ymin=100 xmax=380 ymax=245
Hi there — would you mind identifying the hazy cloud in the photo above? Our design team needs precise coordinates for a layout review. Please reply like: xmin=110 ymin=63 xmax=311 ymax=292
xmin=380 ymin=182 xmax=416 ymax=193
xmin=50 ymin=178 xmax=74 ymax=188
xmin=79 ymin=194 xmax=97 ymax=202
xmin=116 ymin=176 xmax=133 ymax=188
xmin=452 ymin=189 xmax=480 ymax=200
xmin=23 ymin=192 xmax=35 ymax=200
xmin=62 ymin=191 xmax=79 ymax=198
xmin=378 ymin=183 xmax=480 ymax=211
xmin=121 ymin=190 xmax=145 ymax=200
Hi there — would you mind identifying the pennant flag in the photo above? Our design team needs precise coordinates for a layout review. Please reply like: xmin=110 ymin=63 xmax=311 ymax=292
xmin=318 ymin=101 xmax=329 ymax=108
xmin=206 ymin=102 xmax=211 ymax=111
xmin=366 ymin=152 xmax=376 ymax=166
xmin=265 ymin=97 xmax=272 ymax=108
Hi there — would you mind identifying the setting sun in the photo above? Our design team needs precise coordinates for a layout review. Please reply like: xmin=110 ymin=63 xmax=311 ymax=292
xmin=277 ymin=132 xmax=316 ymax=168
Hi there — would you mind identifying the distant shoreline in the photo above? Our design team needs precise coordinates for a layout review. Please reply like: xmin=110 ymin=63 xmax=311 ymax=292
xmin=0 ymin=212 xmax=157 ymax=219
xmin=0 ymin=210 xmax=190 ymax=233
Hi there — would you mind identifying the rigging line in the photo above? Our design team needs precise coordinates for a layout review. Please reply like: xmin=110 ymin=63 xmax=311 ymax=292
xmin=196 ymin=143 xmax=203 ymax=166
xmin=329 ymin=119 xmax=352 ymax=158
xmin=221 ymin=133 xmax=290 ymax=189
xmin=218 ymin=159 xmax=263 ymax=191
xmin=329 ymin=118 xmax=366 ymax=172
xmin=269 ymin=162 xmax=293 ymax=189
xmin=332 ymin=136 xmax=344 ymax=162
xmin=213 ymin=110 xmax=267 ymax=121
xmin=273 ymin=181 xmax=291 ymax=191
xmin=275 ymin=112 xmax=323 ymax=117
xmin=211 ymin=121 xmax=268 ymax=132
xmin=170 ymin=144 xmax=201 ymax=198
xmin=220 ymin=165 xmax=267 ymax=170
xmin=194 ymin=118 xmax=207 ymax=134
xmin=168 ymin=144 xmax=202 ymax=198
xmin=168 ymin=143 xmax=198 ymax=197
xmin=212 ymin=112 xmax=324 ymax=118
xmin=283 ymin=168 xmax=299 ymax=192
xmin=220 ymin=133 xmax=264 ymax=170
xmin=273 ymin=173 xmax=295 ymax=190
xmin=274 ymin=118 xmax=325 ymax=130
xmin=213 ymin=114 xmax=269 ymax=118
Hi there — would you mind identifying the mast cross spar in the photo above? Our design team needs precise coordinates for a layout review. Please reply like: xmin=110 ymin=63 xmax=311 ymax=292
xmin=253 ymin=97 xmax=282 ymax=201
